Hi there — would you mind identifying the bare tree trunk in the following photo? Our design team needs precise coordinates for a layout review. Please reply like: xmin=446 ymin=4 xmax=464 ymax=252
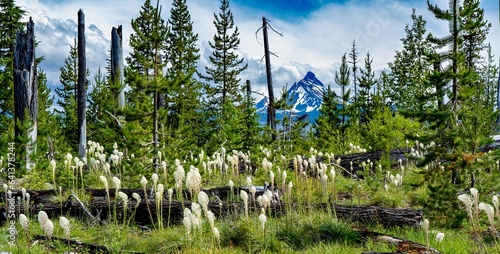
xmin=14 ymin=18 xmax=38 ymax=171
xmin=262 ymin=17 xmax=276 ymax=140
xmin=110 ymin=25 xmax=125 ymax=109
xmin=77 ymin=9 xmax=87 ymax=158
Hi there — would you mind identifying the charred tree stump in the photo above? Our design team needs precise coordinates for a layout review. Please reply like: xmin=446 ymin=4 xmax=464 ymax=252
xmin=14 ymin=17 xmax=38 ymax=171
xmin=77 ymin=9 xmax=87 ymax=158
xmin=110 ymin=25 xmax=125 ymax=109
xmin=262 ymin=17 xmax=276 ymax=140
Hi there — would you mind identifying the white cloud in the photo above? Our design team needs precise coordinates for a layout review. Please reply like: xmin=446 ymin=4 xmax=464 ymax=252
xmin=15 ymin=0 xmax=500 ymax=103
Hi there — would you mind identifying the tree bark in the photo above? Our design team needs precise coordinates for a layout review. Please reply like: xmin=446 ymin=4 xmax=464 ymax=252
xmin=110 ymin=25 xmax=125 ymax=109
xmin=77 ymin=9 xmax=87 ymax=158
xmin=262 ymin=17 xmax=276 ymax=140
xmin=14 ymin=17 xmax=37 ymax=171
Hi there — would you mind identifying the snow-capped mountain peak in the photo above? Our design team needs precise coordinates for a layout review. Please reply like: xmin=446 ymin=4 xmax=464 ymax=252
xmin=256 ymin=71 xmax=324 ymax=124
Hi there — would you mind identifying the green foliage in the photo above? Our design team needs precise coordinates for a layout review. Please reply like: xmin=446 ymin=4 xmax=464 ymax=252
xmin=460 ymin=0 xmax=491 ymax=71
xmin=424 ymin=166 xmax=467 ymax=228
xmin=55 ymin=38 xmax=89 ymax=151
xmin=387 ymin=9 xmax=431 ymax=112
xmin=0 ymin=0 xmax=25 ymax=156
xmin=165 ymin=0 xmax=204 ymax=156
xmin=362 ymin=108 xmax=421 ymax=152
xmin=276 ymin=216 xmax=359 ymax=250
xmin=355 ymin=52 xmax=377 ymax=123
xmin=124 ymin=0 xmax=169 ymax=171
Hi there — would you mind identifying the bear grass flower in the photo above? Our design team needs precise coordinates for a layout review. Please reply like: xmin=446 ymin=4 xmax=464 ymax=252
xmin=59 ymin=216 xmax=71 ymax=240
xmin=198 ymin=191 xmax=209 ymax=215
xmin=43 ymin=218 xmax=54 ymax=240
xmin=435 ymin=232 xmax=444 ymax=244
xmin=259 ymin=213 xmax=267 ymax=237
xmin=240 ymin=190 xmax=249 ymax=220
xmin=183 ymin=216 xmax=192 ymax=240
xmin=458 ymin=194 xmax=474 ymax=223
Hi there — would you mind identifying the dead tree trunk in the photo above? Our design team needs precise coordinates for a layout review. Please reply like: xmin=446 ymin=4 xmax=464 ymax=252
xmin=77 ymin=9 xmax=87 ymax=158
xmin=110 ymin=25 xmax=125 ymax=109
xmin=262 ymin=17 xmax=276 ymax=140
xmin=14 ymin=17 xmax=37 ymax=171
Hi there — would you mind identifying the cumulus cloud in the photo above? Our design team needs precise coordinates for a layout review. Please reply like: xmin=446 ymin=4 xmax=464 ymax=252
xmin=15 ymin=0 xmax=500 ymax=102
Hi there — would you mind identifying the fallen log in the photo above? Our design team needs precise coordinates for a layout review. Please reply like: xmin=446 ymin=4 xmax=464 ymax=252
xmin=287 ymin=148 xmax=410 ymax=178
xmin=33 ymin=234 xmax=110 ymax=253
xmin=0 ymin=193 xmax=422 ymax=228
xmin=359 ymin=229 xmax=441 ymax=254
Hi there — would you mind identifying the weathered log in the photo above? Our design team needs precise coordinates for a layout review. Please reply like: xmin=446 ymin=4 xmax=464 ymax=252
xmin=33 ymin=235 xmax=111 ymax=253
xmin=359 ymin=230 xmax=441 ymax=254
xmin=14 ymin=17 xmax=38 ymax=171
xmin=287 ymin=148 xmax=410 ymax=178
xmin=0 ymin=190 xmax=422 ymax=229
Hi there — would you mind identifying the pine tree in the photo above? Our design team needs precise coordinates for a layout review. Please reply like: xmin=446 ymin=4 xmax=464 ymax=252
xmin=203 ymin=0 xmax=249 ymax=151
xmin=420 ymin=0 xmax=496 ymax=226
xmin=125 ymin=0 xmax=169 ymax=173
xmin=387 ymin=9 xmax=431 ymax=112
xmin=205 ymin=0 xmax=248 ymax=107
xmin=36 ymin=69 xmax=71 ymax=164
xmin=460 ymin=0 xmax=491 ymax=71
xmin=479 ymin=43 xmax=498 ymax=110
xmin=240 ymin=81 xmax=261 ymax=153
xmin=55 ymin=39 xmax=79 ymax=149
xmin=126 ymin=0 xmax=168 ymax=114
xmin=0 ymin=0 xmax=25 ymax=140
xmin=314 ymin=85 xmax=342 ymax=152
xmin=165 ymin=0 xmax=203 ymax=155
xmin=335 ymin=53 xmax=351 ymax=126
xmin=357 ymin=52 xmax=377 ymax=123
xmin=349 ymin=40 xmax=359 ymax=103
xmin=88 ymin=68 xmax=122 ymax=147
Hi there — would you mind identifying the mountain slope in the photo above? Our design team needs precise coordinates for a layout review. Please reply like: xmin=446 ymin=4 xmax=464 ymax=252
xmin=256 ymin=71 xmax=324 ymax=125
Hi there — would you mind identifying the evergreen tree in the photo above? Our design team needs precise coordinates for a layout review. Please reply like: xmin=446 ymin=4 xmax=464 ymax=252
xmin=125 ymin=0 xmax=169 ymax=173
xmin=387 ymin=9 xmax=432 ymax=112
xmin=348 ymin=40 xmax=359 ymax=103
xmin=55 ymin=39 xmax=79 ymax=149
xmin=126 ymin=0 xmax=168 ymax=114
xmin=314 ymin=85 xmax=342 ymax=152
xmin=0 ymin=0 xmax=25 ymax=141
xmin=460 ymin=0 xmax=491 ymax=71
xmin=479 ymin=43 xmax=498 ymax=110
xmin=36 ymin=70 xmax=70 ymax=164
xmin=165 ymin=0 xmax=203 ymax=155
xmin=357 ymin=52 xmax=377 ymax=123
xmin=240 ymin=81 xmax=261 ymax=153
xmin=203 ymin=0 xmax=249 ymax=151
xmin=88 ymin=68 xmax=122 ymax=147
xmin=420 ymin=0 xmax=496 ymax=226
xmin=335 ymin=53 xmax=351 ymax=126
xmin=204 ymin=0 xmax=248 ymax=107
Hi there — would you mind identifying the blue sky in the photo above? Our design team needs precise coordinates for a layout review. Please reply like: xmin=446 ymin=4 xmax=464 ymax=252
xmin=15 ymin=0 xmax=500 ymax=100
xmin=232 ymin=0 xmax=347 ymax=18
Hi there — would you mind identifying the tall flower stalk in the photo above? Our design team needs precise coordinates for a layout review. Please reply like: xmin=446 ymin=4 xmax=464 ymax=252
xmin=59 ymin=216 xmax=71 ymax=252
xmin=141 ymin=176 xmax=156 ymax=229
xmin=19 ymin=214 xmax=30 ymax=251
xmin=240 ymin=190 xmax=249 ymax=221
xmin=118 ymin=191 xmax=128 ymax=226
xmin=168 ymin=188 xmax=173 ymax=228
xmin=156 ymin=184 xmax=164 ymax=230
xmin=99 ymin=176 xmax=111 ymax=220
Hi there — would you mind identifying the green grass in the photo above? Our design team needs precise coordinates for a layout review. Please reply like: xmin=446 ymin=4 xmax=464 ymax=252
xmin=3 ymin=141 xmax=500 ymax=253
